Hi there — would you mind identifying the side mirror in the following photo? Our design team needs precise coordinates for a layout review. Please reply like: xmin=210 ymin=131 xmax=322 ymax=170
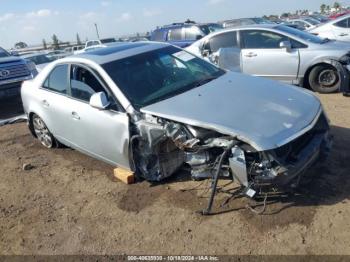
xmin=279 ymin=41 xmax=292 ymax=52
xmin=202 ymin=49 xmax=210 ymax=57
xmin=89 ymin=92 xmax=110 ymax=110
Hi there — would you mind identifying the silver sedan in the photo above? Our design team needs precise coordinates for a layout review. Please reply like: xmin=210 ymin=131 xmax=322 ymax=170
xmin=21 ymin=42 xmax=331 ymax=212
xmin=187 ymin=24 xmax=350 ymax=94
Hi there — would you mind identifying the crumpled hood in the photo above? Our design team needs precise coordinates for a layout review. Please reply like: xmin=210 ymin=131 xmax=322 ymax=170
xmin=141 ymin=72 xmax=321 ymax=151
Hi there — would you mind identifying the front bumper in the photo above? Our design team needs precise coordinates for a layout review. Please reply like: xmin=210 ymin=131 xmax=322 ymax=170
xmin=271 ymin=130 xmax=332 ymax=186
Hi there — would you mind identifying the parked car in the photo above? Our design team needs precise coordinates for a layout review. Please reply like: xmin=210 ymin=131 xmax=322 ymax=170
xmin=309 ymin=14 xmax=330 ymax=23
xmin=21 ymin=42 xmax=331 ymax=213
xmin=150 ymin=21 xmax=222 ymax=48
xmin=309 ymin=14 xmax=350 ymax=42
xmin=328 ymin=11 xmax=350 ymax=20
xmin=0 ymin=46 xmax=37 ymax=99
xmin=21 ymin=52 xmax=62 ymax=72
xmin=221 ymin=17 xmax=275 ymax=28
xmin=187 ymin=24 xmax=350 ymax=93
xmin=85 ymin=38 xmax=117 ymax=49
xmin=64 ymin=45 xmax=84 ymax=55
xmin=288 ymin=17 xmax=320 ymax=30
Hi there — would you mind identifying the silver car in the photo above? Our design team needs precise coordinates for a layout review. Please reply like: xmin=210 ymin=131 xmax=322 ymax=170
xmin=21 ymin=42 xmax=331 ymax=213
xmin=187 ymin=24 xmax=350 ymax=94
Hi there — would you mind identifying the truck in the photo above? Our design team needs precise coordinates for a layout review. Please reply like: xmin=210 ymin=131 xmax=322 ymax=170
xmin=0 ymin=47 xmax=38 ymax=98
xmin=0 ymin=46 xmax=38 ymax=119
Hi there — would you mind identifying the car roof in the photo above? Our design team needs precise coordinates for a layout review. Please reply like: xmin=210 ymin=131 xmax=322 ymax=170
xmin=72 ymin=41 xmax=170 ymax=65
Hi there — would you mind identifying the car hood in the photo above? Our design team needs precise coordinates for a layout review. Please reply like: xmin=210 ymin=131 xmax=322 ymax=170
xmin=317 ymin=40 xmax=350 ymax=51
xmin=141 ymin=72 xmax=321 ymax=151
xmin=0 ymin=56 xmax=24 ymax=64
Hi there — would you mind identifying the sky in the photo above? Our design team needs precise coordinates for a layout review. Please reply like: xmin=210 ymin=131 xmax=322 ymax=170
xmin=0 ymin=0 xmax=349 ymax=48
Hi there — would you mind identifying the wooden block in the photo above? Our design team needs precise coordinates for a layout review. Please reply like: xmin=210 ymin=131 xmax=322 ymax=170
xmin=114 ymin=168 xmax=135 ymax=184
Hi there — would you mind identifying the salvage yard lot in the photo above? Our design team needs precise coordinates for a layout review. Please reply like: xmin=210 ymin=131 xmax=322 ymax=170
xmin=0 ymin=93 xmax=349 ymax=255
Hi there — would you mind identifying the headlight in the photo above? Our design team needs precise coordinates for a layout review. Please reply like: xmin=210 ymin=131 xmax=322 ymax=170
xmin=339 ymin=53 xmax=350 ymax=65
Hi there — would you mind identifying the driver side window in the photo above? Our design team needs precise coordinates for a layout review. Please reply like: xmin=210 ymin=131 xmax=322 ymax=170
xmin=241 ymin=30 xmax=289 ymax=49
xmin=69 ymin=65 xmax=121 ymax=111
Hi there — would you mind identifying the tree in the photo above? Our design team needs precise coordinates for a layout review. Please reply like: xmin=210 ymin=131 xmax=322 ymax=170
xmin=320 ymin=4 xmax=326 ymax=14
xmin=76 ymin=33 xmax=82 ymax=45
xmin=52 ymin=34 xmax=60 ymax=50
xmin=14 ymin=42 xmax=28 ymax=49
xmin=42 ymin=39 xmax=47 ymax=50
xmin=334 ymin=2 xmax=341 ymax=11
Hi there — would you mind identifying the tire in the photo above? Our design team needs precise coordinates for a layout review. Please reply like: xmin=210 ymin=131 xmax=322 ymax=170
xmin=31 ymin=114 xmax=59 ymax=148
xmin=308 ymin=65 xmax=340 ymax=94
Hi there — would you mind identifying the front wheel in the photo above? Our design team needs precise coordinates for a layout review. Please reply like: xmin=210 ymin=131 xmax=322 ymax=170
xmin=308 ymin=65 xmax=340 ymax=94
xmin=32 ymin=114 xmax=57 ymax=148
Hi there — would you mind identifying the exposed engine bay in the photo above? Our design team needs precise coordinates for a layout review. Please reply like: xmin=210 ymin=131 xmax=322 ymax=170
xmin=130 ymin=112 xmax=332 ymax=215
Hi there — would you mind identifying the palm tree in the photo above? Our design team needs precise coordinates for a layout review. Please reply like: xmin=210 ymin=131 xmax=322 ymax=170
xmin=320 ymin=4 xmax=326 ymax=14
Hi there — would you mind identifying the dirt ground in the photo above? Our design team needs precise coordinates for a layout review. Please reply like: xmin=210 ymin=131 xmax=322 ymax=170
xmin=0 ymin=93 xmax=349 ymax=255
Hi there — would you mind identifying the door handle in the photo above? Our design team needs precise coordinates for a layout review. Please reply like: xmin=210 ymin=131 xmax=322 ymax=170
xmin=244 ymin=52 xmax=257 ymax=58
xmin=339 ymin=33 xmax=348 ymax=36
xmin=42 ymin=100 xmax=49 ymax=107
xmin=71 ymin=111 xmax=80 ymax=120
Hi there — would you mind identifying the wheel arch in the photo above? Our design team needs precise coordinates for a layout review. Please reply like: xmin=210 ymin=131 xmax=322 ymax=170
xmin=302 ymin=61 xmax=339 ymax=89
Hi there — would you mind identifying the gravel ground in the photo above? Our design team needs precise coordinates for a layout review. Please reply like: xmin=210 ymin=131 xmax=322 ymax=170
xmin=0 ymin=93 xmax=349 ymax=255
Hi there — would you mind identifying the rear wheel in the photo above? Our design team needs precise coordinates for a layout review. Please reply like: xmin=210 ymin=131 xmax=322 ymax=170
xmin=32 ymin=114 xmax=57 ymax=148
xmin=308 ymin=65 xmax=340 ymax=94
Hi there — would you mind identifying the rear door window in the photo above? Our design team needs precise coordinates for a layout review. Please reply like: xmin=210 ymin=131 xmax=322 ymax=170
xmin=206 ymin=32 xmax=238 ymax=53
xmin=184 ymin=26 xmax=203 ymax=40
xmin=168 ymin=28 xmax=183 ymax=41
xmin=43 ymin=64 xmax=68 ymax=94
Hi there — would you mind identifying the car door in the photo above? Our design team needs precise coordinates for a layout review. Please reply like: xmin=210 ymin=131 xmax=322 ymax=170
xmin=331 ymin=17 xmax=350 ymax=41
xmin=39 ymin=64 xmax=72 ymax=139
xmin=240 ymin=29 xmax=299 ymax=84
xmin=202 ymin=31 xmax=241 ymax=72
xmin=62 ymin=64 xmax=130 ymax=168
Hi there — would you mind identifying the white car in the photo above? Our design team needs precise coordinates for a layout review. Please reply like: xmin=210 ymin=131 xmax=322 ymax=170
xmin=288 ymin=17 xmax=320 ymax=30
xmin=309 ymin=14 xmax=350 ymax=42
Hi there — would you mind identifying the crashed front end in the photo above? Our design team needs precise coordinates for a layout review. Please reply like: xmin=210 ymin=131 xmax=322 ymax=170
xmin=130 ymin=107 xmax=332 ymax=199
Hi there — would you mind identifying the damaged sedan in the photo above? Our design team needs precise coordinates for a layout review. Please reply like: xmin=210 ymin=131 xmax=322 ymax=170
xmin=21 ymin=42 xmax=332 ymax=214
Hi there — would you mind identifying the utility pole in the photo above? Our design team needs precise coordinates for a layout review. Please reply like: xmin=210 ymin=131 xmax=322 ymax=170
xmin=94 ymin=23 xmax=100 ymax=39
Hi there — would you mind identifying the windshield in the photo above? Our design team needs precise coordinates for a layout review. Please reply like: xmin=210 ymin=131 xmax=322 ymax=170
xmin=276 ymin=25 xmax=324 ymax=44
xmin=0 ymin=47 xmax=10 ymax=58
xmin=304 ymin=18 xmax=320 ymax=25
xmin=103 ymin=46 xmax=225 ymax=109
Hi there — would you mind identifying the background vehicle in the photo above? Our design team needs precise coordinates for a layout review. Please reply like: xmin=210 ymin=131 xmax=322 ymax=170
xmin=21 ymin=52 xmax=63 ymax=72
xmin=309 ymin=14 xmax=330 ymax=23
xmin=187 ymin=24 xmax=350 ymax=93
xmin=85 ymin=38 xmax=116 ymax=49
xmin=0 ymin=46 xmax=37 ymax=99
xmin=150 ymin=20 xmax=221 ymax=48
xmin=21 ymin=42 xmax=331 ymax=210
xmin=310 ymin=14 xmax=350 ymax=42
xmin=64 ymin=45 xmax=84 ymax=55
xmin=221 ymin=17 xmax=275 ymax=28
xmin=288 ymin=17 xmax=321 ymax=30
